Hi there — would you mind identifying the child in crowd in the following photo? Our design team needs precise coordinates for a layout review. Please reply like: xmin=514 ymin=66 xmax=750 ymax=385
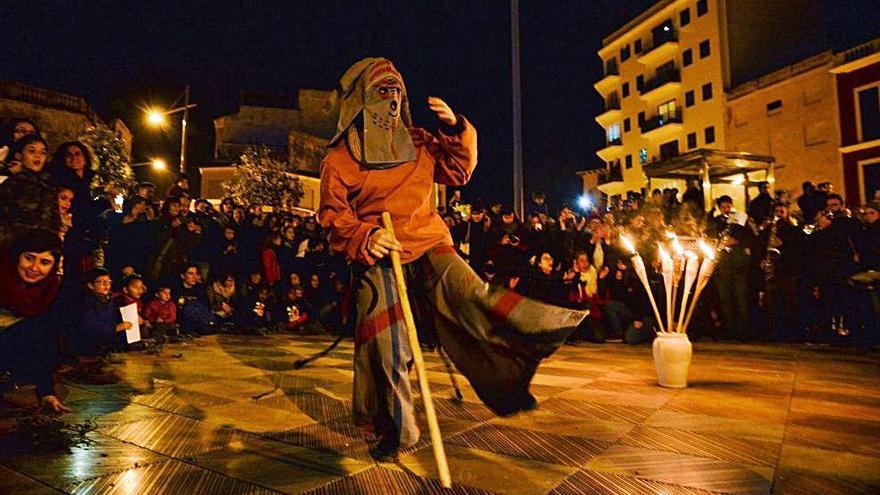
xmin=77 ymin=268 xmax=131 ymax=355
xmin=114 ymin=273 xmax=150 ymax=342
xmin=144 ymin=284 xmax=178 ymax=342
xmin=236 ymin=284 xmax=273 ymax=333
xmin=274 ymin=284 xmax=315 ymax=332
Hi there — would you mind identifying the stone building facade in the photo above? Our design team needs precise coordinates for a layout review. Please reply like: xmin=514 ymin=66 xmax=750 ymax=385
xmin=0 ymin=80 xmax=99 ymax=147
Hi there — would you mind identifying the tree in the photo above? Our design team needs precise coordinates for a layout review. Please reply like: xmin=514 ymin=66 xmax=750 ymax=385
xmin=79 ymin=125 xmax=135 ymax=193
xmin=222 ymin=146 xmax=304 ymax=210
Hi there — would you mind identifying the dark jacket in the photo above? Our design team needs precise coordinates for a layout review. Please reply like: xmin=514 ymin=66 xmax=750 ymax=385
xmin=0 ymin=169 xmax=60 ymax=247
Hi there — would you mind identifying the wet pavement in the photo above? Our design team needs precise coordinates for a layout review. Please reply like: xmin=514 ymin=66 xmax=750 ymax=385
xmin=1 ymin=334 xmax=879 ymax=494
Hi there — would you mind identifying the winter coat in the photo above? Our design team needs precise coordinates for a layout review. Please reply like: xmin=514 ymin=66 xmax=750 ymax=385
xmin=0 ymin=169 xmax=60 ymax=247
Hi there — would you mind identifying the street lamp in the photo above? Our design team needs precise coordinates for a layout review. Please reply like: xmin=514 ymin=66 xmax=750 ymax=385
xmin=144 ymin=84 xmax=196 ymax=174
xmin=131 ymin=158 xmax=168 ymax=171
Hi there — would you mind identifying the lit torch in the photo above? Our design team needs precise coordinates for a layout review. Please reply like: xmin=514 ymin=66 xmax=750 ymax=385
xmin=676 ymin=251 xmax=699 ymax=333
xmin=681 ymin=239 xmax=718 ymax=333
xmin=658 ymin=244 xmax=674 ymax=332
xmin=621 ymin=234 xmax=666 ymax=333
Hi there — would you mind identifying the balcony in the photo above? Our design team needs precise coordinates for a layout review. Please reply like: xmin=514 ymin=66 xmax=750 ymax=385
xmin=598 ymin=161 xmax=623 ymax=185
xmin=595 ymin=96 xmax=622 ymax=126
xmin=594 ymin=62 xmax=620 ymax=96
xmin=596 ymin=137 xmax=623 ymax=161
xmin=640 ymin=110 xmax=683 ymax=140
xmin=639 ymin=69 xmax=682 ymax=102
xmin=637 ymin=30 xmax=679 ymax=65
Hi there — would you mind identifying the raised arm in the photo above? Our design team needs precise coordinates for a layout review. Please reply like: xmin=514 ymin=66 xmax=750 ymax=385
xmin=414 ymin=97 xmax=478 ymax=186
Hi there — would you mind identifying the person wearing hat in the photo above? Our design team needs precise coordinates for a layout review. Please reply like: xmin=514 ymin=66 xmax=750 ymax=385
xmin=319 ymin=57 xmax=586 ymax=461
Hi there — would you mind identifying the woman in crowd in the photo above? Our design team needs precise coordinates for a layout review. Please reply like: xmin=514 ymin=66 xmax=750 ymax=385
xmin=0 ymin=231 xmax=69 ymax=413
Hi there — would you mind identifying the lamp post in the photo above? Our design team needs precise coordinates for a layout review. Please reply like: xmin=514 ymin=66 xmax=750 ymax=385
xmin=131 ymin=158 xmax=167 ymax=171
xmin=145 ymin=84 xmax=196 ymax=174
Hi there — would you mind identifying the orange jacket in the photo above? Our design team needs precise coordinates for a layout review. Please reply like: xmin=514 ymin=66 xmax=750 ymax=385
xmin=319 ymin=119 xmax=478 ymax=265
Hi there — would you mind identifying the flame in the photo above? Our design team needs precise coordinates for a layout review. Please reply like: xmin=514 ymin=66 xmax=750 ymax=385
xmin=620 ymin=234 xmax=636 ymax=255
xmin=698 ymin=239 xmax=715 ymax=260
xmin=671 ymin=238 xmax=684 ymax=256
xmin=658 ymin=244 xmax=671 ymax=261
xmin=685 ymin=250 xmax=698 ymax=261
xmin=665 ymin=231 xmax=677 ymax=239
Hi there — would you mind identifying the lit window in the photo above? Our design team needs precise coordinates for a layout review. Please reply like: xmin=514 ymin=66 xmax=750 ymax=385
xmin=639 ymin=148 xmax=648 ymax=164
xmin=607 ymin=124 xmax=621 ymax=143
xmin=658 ymin=99 xmax=677 ymax=121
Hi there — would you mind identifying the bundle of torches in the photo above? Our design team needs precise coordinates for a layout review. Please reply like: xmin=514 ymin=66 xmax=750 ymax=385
xmin=619 ymin=233 xmax=717 ymax=335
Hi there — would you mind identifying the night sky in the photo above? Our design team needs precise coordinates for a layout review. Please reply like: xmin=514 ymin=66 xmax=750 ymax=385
xmin=2 ymin=0 xmax=878 ymax=211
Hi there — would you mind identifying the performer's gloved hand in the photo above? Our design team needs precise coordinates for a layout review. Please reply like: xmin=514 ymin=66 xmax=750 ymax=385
xmin=368 ymin=229 xmax=403 ymax=259
xmin=428 ymin=97 xmax=458 ymax=127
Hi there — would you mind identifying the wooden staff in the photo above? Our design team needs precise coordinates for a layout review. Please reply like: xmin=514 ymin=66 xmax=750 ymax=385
xmin=381 ymin=212 xmax=452 ymax=488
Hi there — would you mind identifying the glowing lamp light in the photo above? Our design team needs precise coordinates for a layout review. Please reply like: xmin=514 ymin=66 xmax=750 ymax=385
xmin=151 ymin=158 xmax=167 ymax=171
xmin=146 ymin=109 xmax=167 ymax=126
xmin=577 ymin=195 xmax=592 ymax=210
xmin=114 ymin=193 xmax=124 ymax=210
xmin=731 ymin=175 xmax=745 ymax=186
xmin=698 ymin=239 xmax=715 ymax=260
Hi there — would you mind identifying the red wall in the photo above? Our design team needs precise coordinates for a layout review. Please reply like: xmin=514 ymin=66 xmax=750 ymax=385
xmin=836 ymin=60 xmax=880 ymax=146
xmin=843 ymin=144 xmax=880 ymax=206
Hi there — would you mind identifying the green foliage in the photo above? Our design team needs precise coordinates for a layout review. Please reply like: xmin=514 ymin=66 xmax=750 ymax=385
xmin=79 ymin=125 xmax=135 ymax=193
xmin=222 ymin=146 xmax=304 ymax=210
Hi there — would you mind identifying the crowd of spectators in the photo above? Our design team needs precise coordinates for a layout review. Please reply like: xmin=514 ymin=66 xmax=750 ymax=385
xmin=1 ymin=114 xmax=878 ymax=414
xmin=443 ymin=185 xmax=880 ymax=351
xmin=0 ymin=117 xmax=351 ymax=412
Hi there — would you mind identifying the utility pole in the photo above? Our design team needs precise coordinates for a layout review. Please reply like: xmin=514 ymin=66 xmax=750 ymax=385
xmin=180 ymin=83 xmax=190 ymax=174
xmin=511 ymin=0 xmax=524 ymax=218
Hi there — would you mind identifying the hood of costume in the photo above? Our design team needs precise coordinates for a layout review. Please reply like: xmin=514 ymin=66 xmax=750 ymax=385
xmin=329 ymin=57 xmax=416 ymax=169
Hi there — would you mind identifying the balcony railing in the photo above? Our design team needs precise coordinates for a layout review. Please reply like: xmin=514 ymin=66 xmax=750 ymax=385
xmin=604 ymin=61 xmax=619 ymax=77
xmin=641 ymin=69 xmax=681 ymax=94
xmin=598 ymin=162 xmax=623 ymax=185
xmin=605 ymin=137 xmax=622 ymax=147
xmin=645 ymin=30 xmax=679 ymax=53
xmin=640 ymin=110 xmax=682 ymax=133
xmin=604 ymin=96 xmax=621 ymax=111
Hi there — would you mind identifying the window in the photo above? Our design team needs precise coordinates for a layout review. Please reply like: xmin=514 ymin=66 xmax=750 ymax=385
xmin=685 ymin=90 xmax=695 ymax=107
xmin=683 ymin=49 xmax=693 ymax=67
xmin=622 ymin=82 xmax=630 ymax=98
xmin=639 ymin=147 xmax=648 ymax=164
xmin=697 ymin=0 xmax=708 ymax=16
xmin=660 ymin=140 xmax=680 ymax=159
xmin=625 ymin=154 xmax=633 ymax=169
xmin=766 ymin=99 xmax=783 ymax=114
xmin=702 ymin=82 xmax=713 ymax=101
xmin=704 ymin=126 xmax=716 ymax=144
xmin=858 ymin=86 xmax=880 ymax=141
xmin=699 ymin=40 xmax=711 ymax=58
xmin=621 ymin=44 xmax=631 ymax=61
xmin=658 ymin=99 xmax=677 ymax=120
xmin=687 ymin=132 xmax=697 ymax=149
xmin=636 ymin=75 xmax=645 ymax=92
xmin=638 ymin=111 xmax=646 ymax=127
xmin=680 ymin=8 xmax=691 ymax=26
xmin=607 ymin=123 xmax=621 ymax=143
xmin=605 ymin=58 xmax=618 ymax=75
xmin=624 ymin=118 xmax=631 ymax=133
xmin=634 ymin=39 xmax=643 ymax=53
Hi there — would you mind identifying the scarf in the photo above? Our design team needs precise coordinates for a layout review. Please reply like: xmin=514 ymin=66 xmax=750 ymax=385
xmin=0 ymin=250 xmax=60 ymax=321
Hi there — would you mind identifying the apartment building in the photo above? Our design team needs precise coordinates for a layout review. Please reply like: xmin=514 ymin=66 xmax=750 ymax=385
xmin=590 ymin=0 xmax=826 ymax=202
xmin=726 ymin=53 xmax=842 ymax=197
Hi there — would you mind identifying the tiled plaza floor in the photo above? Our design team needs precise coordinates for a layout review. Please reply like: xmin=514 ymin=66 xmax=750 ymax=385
xmin=1 ymin=334 xmax=879 ymax=494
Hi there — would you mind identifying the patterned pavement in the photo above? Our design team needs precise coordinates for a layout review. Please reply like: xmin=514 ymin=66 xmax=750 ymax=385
xmin=1 ymin=334 xmax=879 ymax=494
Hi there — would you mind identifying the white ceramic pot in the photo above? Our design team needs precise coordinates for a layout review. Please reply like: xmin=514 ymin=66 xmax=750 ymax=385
xmin=652 ymin=332 xmax=693 ymax=388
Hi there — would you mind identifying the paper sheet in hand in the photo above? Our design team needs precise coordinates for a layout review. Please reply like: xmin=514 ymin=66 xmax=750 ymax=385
xmin=119 ymin=303 xmax=141 ymax=344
